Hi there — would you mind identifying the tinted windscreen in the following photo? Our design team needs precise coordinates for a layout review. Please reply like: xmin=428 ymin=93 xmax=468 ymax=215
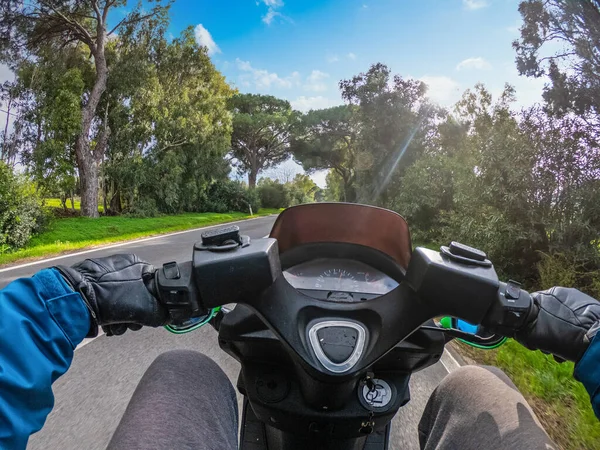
xmin=269 ymin=203 xmax=412 ymax=269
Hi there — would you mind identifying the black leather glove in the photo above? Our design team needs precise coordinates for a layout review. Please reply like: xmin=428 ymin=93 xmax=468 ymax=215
xmin=56 ymin=254 xmax=168 ymax=337
xmin=515 ymin=287 xmax=600 ymax=362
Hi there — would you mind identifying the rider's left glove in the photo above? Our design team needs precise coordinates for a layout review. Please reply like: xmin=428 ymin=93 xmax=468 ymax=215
xmin=515 ymin=287 xmax=600 ymax=362
xmin=55 ymin=254 xmax=168 ymax=337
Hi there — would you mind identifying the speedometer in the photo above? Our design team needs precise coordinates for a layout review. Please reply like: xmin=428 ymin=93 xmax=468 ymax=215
xmin=283 ymin=258 xmax=399 ymax=295
xmin=315 ymin=268 xmax=360 ymax=292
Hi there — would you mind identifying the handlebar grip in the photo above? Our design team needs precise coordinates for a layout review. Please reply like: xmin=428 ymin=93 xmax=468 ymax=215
xmin=482 ymin=281 xmax=536 ymax=336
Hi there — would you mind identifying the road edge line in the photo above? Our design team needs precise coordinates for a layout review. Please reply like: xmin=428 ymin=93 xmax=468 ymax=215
xmin=440 ymin=342 xmax=468 ymax=373
xmin=76 ymin=330 xmax=105 ymax=351
xmin=440 ymin=349 xmax=460 ymax=373
xmin=0 ymin=215 xmax=272 ymax=273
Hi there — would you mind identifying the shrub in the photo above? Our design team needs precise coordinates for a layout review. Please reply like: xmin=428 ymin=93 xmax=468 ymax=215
xmin=0 ymin=163 xmax=45 ymax=252
xmin=538 ymin=252 xmax=600 ymax=298
xmin=258 ymin=180 xmax=290 ymax=209
xmin=245 ymin=188 xmax=261 ymax=214
xmin=439 ymin=205 xmax=548 ymax=283
xmin=204 ymin=180 xmax=261 ymax=214
xmin=124 ymin=198 xmax=160 ymax=218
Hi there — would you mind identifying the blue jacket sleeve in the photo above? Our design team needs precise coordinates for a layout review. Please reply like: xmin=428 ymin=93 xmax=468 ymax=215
xmin=574 ymin=333 xmax=600 ymax=419
xmin=0 ymin=268 xmax=90 ymax=449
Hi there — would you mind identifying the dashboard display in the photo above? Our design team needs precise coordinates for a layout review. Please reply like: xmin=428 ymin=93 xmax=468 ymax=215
xmin=283 ymin=258 xmax=399 ymax=295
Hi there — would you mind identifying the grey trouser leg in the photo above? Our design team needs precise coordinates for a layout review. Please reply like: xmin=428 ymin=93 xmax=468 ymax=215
xmin=418 ymin=365 xmax=558 ymax=450
xmin=107 ymin=350 xmax=238 ymax=450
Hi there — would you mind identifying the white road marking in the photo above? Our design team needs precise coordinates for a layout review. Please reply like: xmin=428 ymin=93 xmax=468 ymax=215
xmin=0 ymin=216 xmax=270 ymax=273
xmin=439 ymin=348 xmax=461 ymax=373
xmin=76 ymin=330 xmax=105 ymax=351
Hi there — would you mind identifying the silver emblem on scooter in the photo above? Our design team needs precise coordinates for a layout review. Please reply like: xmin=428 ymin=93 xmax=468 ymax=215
xmin=361 ymin=379 xmax=393 ymax=408
xmin=308 ymin=321 xmax=366 ymax=373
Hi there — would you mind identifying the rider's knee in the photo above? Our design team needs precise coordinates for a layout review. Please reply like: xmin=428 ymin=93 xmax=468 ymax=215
xmin=436 ymin=365 xmax=519 ymax=399
xmin=152 ymin=349 xmax=214 ymax=371
xmin=149 ymin=350 xmax=232 ymax=388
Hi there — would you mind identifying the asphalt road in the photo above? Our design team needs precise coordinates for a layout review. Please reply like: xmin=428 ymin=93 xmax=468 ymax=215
xmin=0 ymin=215 xmax=452 ymax=450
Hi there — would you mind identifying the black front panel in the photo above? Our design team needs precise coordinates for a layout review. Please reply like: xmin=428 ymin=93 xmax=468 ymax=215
xmin=219 ymin=304 xmax=444 ymax=442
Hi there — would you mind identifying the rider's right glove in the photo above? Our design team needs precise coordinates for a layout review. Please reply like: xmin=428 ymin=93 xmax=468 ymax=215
xmin=515 ymin=287 xmax=600 ymax=362
xmin=55 ymin=254 xmax=169 ymax=337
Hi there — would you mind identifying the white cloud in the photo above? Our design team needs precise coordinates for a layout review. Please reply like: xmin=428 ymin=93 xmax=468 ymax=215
xmin=327 ymin=54 xmax=340 ymax=63
xmin=419 ymin=75 xmax=462 ymax=106
xmin=258 ymin=0 xmax=287 ymax=25
xmin=261 ymin=0 xmax=283 ymax=6
xmin=456 ymin=57 xmax=492 ymax=71
xmin=263 ymin=9 xmax=281 ymax=25
xmin=347 ymin=52 xmax=357 ymax=60
xmin=362 ymin=4 xmax=369 ymax=9
xmin=236 ymin=58 xmax=299 ymax=89
xmin=194 ymin=24 xmax=221 ymax=56
xmin=307 ymin=70 xmax=329 ymax=82
xmin=463 ymin=0 xmax=489 ymax=10
xmin=311 ymin=170 xmax=328 ymax=188
xmin=304 ymin=70 xmax=330 ymax=92
xmin=237 ymin=59 xmax=253 ymax=71
xmin=291 ymin=95 xmax=340 ymax=112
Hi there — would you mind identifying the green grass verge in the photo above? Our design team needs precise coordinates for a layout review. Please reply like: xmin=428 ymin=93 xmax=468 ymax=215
xmin=456 ymin=340 xmax=600 ymax=450
xmin=0 ymin=209 xmax=280 ymax=267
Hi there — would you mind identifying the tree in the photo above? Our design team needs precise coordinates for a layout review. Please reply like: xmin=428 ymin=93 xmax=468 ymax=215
xmin=514 ymin=0 xmax=600 ymax=125
xmin=288 ymin=173 xmax=318 ymax=204
xmin=291 ymin=105 xmax=359 ymax=202
xmin=105 ymin=25 xmax=234 ymax=214
xmin=324 ymin=169 xmax=343 ymax=202
xmin=257 ymin=174 xmax=318 ymax=208
xmin=257 ymin=177 xmax=289 ymax=208
xmin=520 ymin=106 xmax=600 ymax=261
xmin=0 ymin=0 xmax=170 ymax=217
xmin=229 ymin=93 xmax=297 ymax=188
xmin=9 ymin=44 xmax=86 ymax=206
xmin=339 ymin=63 xmax=441 ymax=205
xmin=449 ymin=85 xmax=549 ymax=277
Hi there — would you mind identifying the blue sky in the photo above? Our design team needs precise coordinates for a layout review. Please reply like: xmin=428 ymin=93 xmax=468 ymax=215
xmin=170 ymin=0 xmax=545 ymax=111
xmin=166 ymin=0 xmax=547 ymax=186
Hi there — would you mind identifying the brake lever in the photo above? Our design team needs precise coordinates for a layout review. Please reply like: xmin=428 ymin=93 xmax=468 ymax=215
xmin=419 ymin=324 xmax=503 ymax=345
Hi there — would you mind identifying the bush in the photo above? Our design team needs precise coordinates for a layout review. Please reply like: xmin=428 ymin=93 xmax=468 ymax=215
xmin=124 ymin=198 xmax=160 ymax=218
xmin=0 ymin=163 xmax=45 ymax=252
xmin=258 ymin=180 xmax=289 ymax=209
xmin=245 ymin=188 xmax=261 ymax=214
xmin=538 ymin=252 xmax=600 ymax=298
xmin=203 ymin=180 xmax=261 ymax=214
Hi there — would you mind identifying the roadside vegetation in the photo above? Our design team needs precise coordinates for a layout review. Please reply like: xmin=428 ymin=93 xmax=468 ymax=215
xmin=0 ymin=209 xmax=280 ymax=266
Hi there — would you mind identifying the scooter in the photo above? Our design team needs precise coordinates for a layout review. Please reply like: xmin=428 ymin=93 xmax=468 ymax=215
xmin=155 ymin=203 xmax=532 ymax=450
